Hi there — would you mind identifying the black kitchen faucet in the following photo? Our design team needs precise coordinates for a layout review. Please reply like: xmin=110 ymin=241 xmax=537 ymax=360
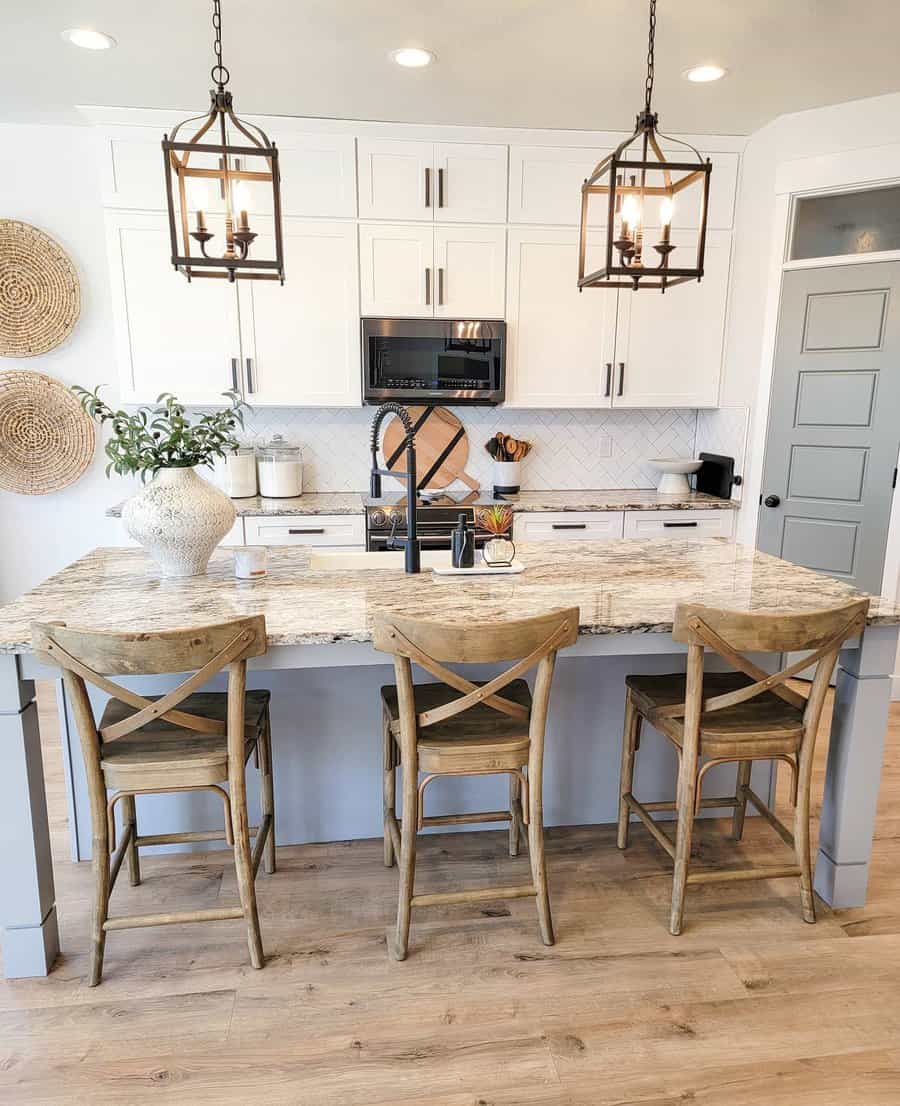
xmin=369 ymin=402 xmax=421 ymax=574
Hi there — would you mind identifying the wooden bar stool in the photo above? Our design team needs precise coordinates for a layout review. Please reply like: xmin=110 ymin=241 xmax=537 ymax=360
xmin=374 ymin=608 xmax=578 ymax=960
xmin=31 ymin=616 xmax=276 ymax=985
xmin=617 ymin=599 xmax=869 ymax=935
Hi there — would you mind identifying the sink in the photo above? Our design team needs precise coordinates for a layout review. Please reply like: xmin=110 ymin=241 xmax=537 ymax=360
xmin=309 ymin=549 xmax=452 ymax=571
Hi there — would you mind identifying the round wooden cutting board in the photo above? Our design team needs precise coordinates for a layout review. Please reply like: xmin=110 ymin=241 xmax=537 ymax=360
xmin=382 ymin=406 xmax=478 ymax=492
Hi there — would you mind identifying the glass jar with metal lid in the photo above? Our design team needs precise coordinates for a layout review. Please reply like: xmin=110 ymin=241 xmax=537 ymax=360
xmin=215 ymin=445 xmax=258 ymax=498
xmin=256 ymin=434 xmax=303 ymax=498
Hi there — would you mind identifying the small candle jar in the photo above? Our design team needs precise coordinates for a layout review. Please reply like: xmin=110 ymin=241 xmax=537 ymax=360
xmin=234 ymin=546 xmax=267 ymax=580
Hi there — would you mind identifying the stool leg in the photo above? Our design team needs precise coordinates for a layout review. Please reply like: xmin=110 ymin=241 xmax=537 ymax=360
xmin=231 ymin=768 xmax=264 ymax=970
xmin=731 ymin=760 xmax=752 ymax=841
xmin=795 ymin=758 xmax=816 ymax=924
xmin=528 ymin=763 xmax=554 ymax=947
xmin=618 ymin=692 xmax=641 ymax=849
xmin=391 ymin=754 xmax=418 ymax=961
xmin=260 ymin=710 xmax=276 ymax=876
xmin=89 ymin=815 xmax=110 ymax=987
xmin=122 ymin=793 xmax=141 ymax=887
xmin=508 ymin=773 xmax=522 ymax=858
xmin=383 ymin=708 xmax=396 ymax=868
xmin=669 ymin=753 xmax=699 ymax=937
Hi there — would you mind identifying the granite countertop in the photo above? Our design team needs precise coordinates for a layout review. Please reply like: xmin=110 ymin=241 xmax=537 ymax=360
xmin=106 ymin=489 xmax=736 ymax=518
xmin=1 ymin=541 xmax=895 ymax=654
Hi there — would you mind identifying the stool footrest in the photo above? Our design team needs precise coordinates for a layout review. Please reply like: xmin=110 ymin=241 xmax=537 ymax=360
xmin=411 ymin=884 xmax=537 ymax=909
xmin=421 ymin=810 xmax=512 ymax=828
xmin=688 ymin=865 xmax=801 ymax=886
xmin=104 ymin=906 xmax=245 ymax=931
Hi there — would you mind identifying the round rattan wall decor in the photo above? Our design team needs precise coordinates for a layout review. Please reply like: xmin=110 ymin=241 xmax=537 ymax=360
xmin=0 ymin=370 xmax=95 ymax=495
xmin=0 ymin=220 xmax=81 ymax=358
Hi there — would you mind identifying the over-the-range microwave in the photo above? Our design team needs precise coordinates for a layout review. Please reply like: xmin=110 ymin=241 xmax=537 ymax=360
xmin=361 ymin=318 xmax=506 ymax=406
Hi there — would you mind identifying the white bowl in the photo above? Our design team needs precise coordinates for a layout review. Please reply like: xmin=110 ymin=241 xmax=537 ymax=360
xmin=648 ymin=458 xmax=704 ymax=476
xmin=648 ymin=458 xmax=703 ymax=495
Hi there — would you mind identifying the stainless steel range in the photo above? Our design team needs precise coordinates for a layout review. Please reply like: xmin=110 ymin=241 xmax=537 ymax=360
xmin=365 ymin=490 xmax=497 ymax=552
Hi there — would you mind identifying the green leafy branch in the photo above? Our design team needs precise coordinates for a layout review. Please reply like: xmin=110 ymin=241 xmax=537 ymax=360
xmin=72 ymin=386 xmax=249 ymax=480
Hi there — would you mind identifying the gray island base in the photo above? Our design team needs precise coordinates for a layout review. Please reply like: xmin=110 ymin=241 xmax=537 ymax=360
xmin=0 ymin=539 xmax=897 ymax=978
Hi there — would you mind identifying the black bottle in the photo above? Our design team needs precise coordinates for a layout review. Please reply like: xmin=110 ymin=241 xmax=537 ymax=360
xmin=451 ymin=513 xmax=475 ymax=568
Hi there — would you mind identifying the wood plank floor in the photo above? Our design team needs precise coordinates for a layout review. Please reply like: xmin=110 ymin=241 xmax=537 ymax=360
xmin=2 ymin=682 xmax=900 ymax=1104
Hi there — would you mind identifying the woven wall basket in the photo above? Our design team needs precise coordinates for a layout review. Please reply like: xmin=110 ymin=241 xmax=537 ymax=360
xmin=0 ymin=220 xmax=81 ymax=357
xmin=0 ymin=370 xmax=95 ymax=494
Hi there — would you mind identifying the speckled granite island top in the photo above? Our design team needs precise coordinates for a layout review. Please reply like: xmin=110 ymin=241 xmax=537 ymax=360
xmin=106 ymin=489 xmax=736 ymax=518
xmin=0 ymin=541 xmax=895 ymax=654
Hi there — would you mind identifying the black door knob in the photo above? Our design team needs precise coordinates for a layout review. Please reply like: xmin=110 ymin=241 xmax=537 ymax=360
xmin=764 ymin=494 xmax=781 ymax=508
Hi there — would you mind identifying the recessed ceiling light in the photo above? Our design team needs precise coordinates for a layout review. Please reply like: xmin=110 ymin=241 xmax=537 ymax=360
xmin=390 ymin=47 xmax=436 ymax=69
xmin=683 ymin=63 xmax=727 ymax=83
xmin=61 ymin=28 xmax=117 ymax=51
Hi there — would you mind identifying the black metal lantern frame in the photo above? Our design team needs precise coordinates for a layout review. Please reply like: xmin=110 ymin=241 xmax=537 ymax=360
xmin=162 ymin=0 xmax=285 ymax=283
xmin=578 ymin=0 xmax=712 ymax=292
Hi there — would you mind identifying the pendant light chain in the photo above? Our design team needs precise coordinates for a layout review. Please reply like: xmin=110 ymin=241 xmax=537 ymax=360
xmin=210 ymin=0 xmax=230 ymax=89
xmin=644 ymin=0 xmax=657 ymax=114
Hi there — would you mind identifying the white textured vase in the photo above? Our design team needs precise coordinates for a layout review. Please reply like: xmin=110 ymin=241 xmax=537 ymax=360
xmin=122 ymin=466 xmax=236 ymax=578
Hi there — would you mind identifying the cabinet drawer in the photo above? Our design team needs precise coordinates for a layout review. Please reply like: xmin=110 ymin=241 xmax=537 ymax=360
xmin=513 ymin=511 xmax=624 ymax=542
xmin=244 ymin=515 xmax=364 ymax=547
xmin=623 ymin=510 xmax=734 ymax=541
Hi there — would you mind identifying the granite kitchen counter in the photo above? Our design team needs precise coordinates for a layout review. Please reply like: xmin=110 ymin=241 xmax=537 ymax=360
xmin=1 ymin=540 xmax=895 ymax=654
xmin=106 ymin=488 xmax=735 ymax=519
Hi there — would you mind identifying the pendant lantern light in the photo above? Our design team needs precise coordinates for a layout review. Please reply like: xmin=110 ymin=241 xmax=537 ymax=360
xmin=162 ymin=0 xmax=285 ymax=283
xmin=578 ymin=0 xmax=711 ymax=293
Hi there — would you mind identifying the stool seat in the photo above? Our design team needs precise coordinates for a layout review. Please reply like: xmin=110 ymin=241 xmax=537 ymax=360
xmin=99 ymin=690 xmax=271 ymax=789
xmin=381 ymin=680 xmax=532 ymax=772
xmin=625 ymin=672 xmax=804 ymax=759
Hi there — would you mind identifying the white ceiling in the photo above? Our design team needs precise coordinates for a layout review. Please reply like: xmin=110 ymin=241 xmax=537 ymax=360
xmin=3 ymin=1 xmax=900 ymax=135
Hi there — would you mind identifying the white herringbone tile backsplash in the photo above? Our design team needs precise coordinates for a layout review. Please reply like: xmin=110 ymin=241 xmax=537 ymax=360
xmin=239 ymin=406 xmax=701 ymax=493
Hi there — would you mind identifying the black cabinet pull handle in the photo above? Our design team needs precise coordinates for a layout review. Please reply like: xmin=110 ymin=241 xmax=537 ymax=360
xmin=551 ymin=523 xmax=587 ymax=530
xmin=288 ymin=528 xmax=325 ymax=535
xmin=617 ymin=361 xmax=625 ymax=397
xmin=438 ymin=167 xmax=445 ymax=207
xmin=604 ymin=362 xmax=612 ymax=397
xmin=663 ymin=521 xmax=698 ymax=528
xmin=230 ymin=357 xmax=239 ymax=391
xmin=245 ymin=357 xmax=255 ymax=395
xmin=425 ymin=267 xmax=431 ymax=306
xmin=424 ymin=167 xmax=431 ymax=207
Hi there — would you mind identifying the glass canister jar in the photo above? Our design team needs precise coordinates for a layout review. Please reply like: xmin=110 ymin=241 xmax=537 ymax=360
xmin=256 ymin=434 xmax=303 ymax=498
xmin=214 ymin=446 xmax=258 ymax=498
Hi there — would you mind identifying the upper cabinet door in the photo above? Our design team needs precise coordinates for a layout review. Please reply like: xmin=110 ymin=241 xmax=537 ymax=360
xmin=508 ymin=146 xmax=605 ymax=226
xmin=433 ymin=226 xmax=506 ymax=319
xmin=505 ymin=227 xmax=616 ymax=408
xmin=357 ymin=139 xmax=434 ymax=221
xmin=432 ymin=143 xmax=508 ymax=223
xmin=239 ymin=219 xmax=360 ymax=407
xmin=359 ymin=223 xmax=435 ymax=317
xmin=98 ymin=126 xmax=356 ymax=217
xmin=105 ymin=210 xmax=242 ymax=405
xmin=612 ymin=230 xmax=731 ymax=408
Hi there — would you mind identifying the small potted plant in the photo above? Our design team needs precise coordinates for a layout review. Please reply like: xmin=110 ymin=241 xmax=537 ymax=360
xmin=478 ymin=504 xmax=516 ymax=567
xmin=74 ymin=386 xmax=247 ymax=577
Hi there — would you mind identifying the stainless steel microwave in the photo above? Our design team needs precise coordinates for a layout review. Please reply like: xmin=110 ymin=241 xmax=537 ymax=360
xmin=361 ymin=318 xmax=505 ymax=406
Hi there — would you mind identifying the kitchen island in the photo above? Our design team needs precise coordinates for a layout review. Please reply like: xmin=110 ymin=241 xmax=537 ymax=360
xmin=0 ymin=539 xmax=896 ymax=977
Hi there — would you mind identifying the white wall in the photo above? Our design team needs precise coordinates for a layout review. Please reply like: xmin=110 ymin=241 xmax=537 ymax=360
xmin=0 ymin=124 xmax=135 ymax=602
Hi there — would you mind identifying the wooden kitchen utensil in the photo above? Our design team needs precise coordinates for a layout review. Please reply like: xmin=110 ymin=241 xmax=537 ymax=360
xmin=382 ymin=406 xmax=479 ymax=492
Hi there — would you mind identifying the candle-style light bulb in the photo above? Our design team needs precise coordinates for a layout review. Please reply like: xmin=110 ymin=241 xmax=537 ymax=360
xmin=190 ymin=178 xmax=211 ymax=232
xmin=232 ymin=178 xmax=251 ymax=231
xmin=659 ymin=197 xmax=674 ymax=244
xmin=620 ymin=193 xmax=639 ymax=240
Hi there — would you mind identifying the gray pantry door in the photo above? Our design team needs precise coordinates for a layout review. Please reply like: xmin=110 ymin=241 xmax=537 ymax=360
xmin=758 ymin=262 xmax=900 ymax=593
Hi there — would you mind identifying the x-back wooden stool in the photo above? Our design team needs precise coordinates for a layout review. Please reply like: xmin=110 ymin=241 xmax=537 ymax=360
xmin=375 ymin=608 xmax=578 ymax=960
xmin=32 ymin=616 xmax=275 ymax=985
xmin=617 ymin=598 xmax=869 ymax=935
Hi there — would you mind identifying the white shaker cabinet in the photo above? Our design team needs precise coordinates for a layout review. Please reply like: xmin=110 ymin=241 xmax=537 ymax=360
xmin=508 ymin=145 xmax=605 ymax=226
xmin=433 ymin=226 xmax=506 ymax=319
xmin=361 ymin=223 xmax=505 ymax=319
xmin=358 ymin=138 xmax=507 ymax=223
xmin=238 ymin=218 xmax=361 ymax=406
xmin=505 ymin=227 xmax=616 ymax=407
xmin=359 ymin=223 xmax=435 ymax=317
xmin=612 ymin=231 xmax=731 ymax=408
xmin=105 ymin=210 xmax=242 ymax=405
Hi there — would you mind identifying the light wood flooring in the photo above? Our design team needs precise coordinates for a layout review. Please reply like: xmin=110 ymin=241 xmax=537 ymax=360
xmin=2 ymin=682 xmax=900 ymax=1104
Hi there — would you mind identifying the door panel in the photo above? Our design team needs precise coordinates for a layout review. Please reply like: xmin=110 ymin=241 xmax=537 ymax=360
xmin=612 ymin=231 xmax=730 ymax=408
xmin=505 ymin=227 xmax=615 ymax=407
xmin=433 ymin=226 xmax=505 ymax=319
xmin=359 ymin=223 xmax=434 ymax=317
xmin=357 ymin=139 xmax=433 ymax=221
xmin=758 ymin=262 xmax=900 ymax=591
xmin=433 ymin=143 xmax=507 ymax=224
xmin=240 ymin=219 xmax=360 ymax=406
